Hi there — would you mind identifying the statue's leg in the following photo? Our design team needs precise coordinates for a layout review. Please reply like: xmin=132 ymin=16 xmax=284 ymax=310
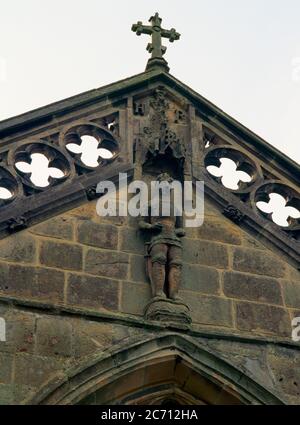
xmin=150 ymin=243 xmax=168 ymax=298
xmin=168 ymin=246 xmax=183 ymax=300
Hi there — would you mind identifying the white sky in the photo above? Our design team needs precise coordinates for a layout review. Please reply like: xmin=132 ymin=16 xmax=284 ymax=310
xmin=0 ymin=0 xmax=299 ymax=164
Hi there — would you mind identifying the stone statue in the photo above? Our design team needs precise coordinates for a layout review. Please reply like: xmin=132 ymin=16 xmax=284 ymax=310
xmin=139 ymin=173 xmax=185 ymax=301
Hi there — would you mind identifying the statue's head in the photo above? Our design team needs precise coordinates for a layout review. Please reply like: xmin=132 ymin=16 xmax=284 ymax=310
xmin=156 ymin=172 xmax=174 ymax=183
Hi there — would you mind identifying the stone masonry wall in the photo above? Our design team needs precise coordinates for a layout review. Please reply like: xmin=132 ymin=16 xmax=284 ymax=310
xmin=0 ymin=197 xmax=298 ymax=336
xmin=0 ymin=197 xmax=299 ymax=404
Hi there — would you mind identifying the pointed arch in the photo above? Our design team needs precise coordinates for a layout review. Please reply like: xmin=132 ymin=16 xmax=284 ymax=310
xmin=28 ymin=333 xmax=284 ymax=405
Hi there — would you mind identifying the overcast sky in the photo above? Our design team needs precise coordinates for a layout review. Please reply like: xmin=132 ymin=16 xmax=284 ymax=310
xmin=0 ymin=0 xmax=299 ymax=164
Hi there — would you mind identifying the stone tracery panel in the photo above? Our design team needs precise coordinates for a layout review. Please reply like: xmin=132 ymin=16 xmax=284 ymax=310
xmin=202 ymin=129 xmax=300 ymax=242
xmin=13 ymin=142 xmax=72 ymax=190
xmin=0 ymin=120 xmax=120 ymax=197
xmin=252 ymin=181 xmax=300 ymax=234
xmin=0 ymin=117 xmax=122 ymax=238
xmin=204 ymin=146 xmax=263 ymax=194
xmin=61 ymin=123 xmax=119 ymax=171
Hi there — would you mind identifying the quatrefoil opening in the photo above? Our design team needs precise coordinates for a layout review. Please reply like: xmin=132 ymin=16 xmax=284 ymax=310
xmin=254 ymin=182 xmax=300 ymax=229
xmin=14 ymin=143 xmax=70 ymax=189
xmin=0 ymin=187 xmax=12 ymax=200
xmin=15 ymin=153 xmax=64 ymax=188
xmin=207 ymin=157 xmax=252 ymax=190
xmin=205 ymin=148 xmax=259 ymax=192
xmin=67 ymin=135 xmax=113 ymax=167
xmin=257 ymin=193 xmax=300 ymax=227
xmin=63 ymin=124 xmax=119 ymax=170
xmin=0 ymin=167 xmax=19 ymax=206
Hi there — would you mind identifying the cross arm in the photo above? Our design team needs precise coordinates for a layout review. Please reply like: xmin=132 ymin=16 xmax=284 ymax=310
xmin=131 ymin=22 xmax=152 ymax=36
xmin=161 ymin=28 xmax=180 ymax=42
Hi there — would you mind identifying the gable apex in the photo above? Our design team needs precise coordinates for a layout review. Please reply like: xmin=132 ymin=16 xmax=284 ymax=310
xmin=0 ymin=70 xmax=298 ymax=181
xmin=0 ymin=69 xmax=299 ymax=268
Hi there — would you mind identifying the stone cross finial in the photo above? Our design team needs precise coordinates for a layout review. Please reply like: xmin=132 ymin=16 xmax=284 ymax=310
xmin=132 ymin=12 xmax=180 ymax=72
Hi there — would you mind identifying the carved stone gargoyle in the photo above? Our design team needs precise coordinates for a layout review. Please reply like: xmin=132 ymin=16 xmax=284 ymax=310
xmin=139 ymin=173 xmax=191 ymax=325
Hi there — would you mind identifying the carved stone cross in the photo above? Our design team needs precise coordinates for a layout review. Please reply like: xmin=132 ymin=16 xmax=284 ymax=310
xmin=132 ymin=12 xmax=180 ymax=72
